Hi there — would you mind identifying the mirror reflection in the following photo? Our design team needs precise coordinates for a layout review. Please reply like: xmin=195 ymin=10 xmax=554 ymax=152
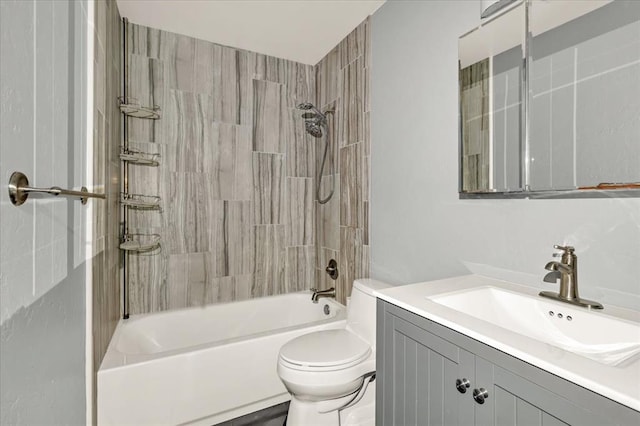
xmin=528 ymin=0 xmax=640 ymax=191
xmin=459 ymin=0 xmax=640 ymax=196
xmin=459 ymin=3 xmax=525 ymax=193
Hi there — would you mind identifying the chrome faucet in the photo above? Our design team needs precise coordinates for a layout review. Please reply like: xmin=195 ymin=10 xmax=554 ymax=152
xmin=539 ymin=245 xmax=603 ymax=309
xmin=311 ymin=287 xmax=336 ymax=303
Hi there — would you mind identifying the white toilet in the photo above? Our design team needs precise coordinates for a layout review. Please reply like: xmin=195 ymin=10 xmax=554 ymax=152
xmin=277 ymin=279 xmax=390 ymax=426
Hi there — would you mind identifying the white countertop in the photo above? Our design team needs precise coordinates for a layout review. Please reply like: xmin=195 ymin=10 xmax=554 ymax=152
xmin=374 ymin=274 xmax=640 ymax=411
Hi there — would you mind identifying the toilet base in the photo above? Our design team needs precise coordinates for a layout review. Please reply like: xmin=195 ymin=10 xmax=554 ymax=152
xmin=285 ymin=381 xmax=376 ymax=426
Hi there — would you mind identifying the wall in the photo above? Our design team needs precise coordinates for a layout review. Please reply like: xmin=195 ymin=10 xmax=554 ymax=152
xmin=124 ymin=24 xmax=316 ymax=313
xmin=0 ymin=0 xmax=91 ymax=423
xmin=92 ymin=0 xmax=121 ymax=421
xmin=315 ymin=18 xmax=371 ymax=303
xmin=371 ymin=0 xmax=640 ymax=310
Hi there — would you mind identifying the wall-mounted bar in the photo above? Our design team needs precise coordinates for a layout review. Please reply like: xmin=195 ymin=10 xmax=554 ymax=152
xmin=8 ymin=171 xmax=106 ymax=206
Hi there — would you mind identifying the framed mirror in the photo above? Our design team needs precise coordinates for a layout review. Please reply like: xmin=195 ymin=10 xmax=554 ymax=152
xmin=459 ymin=0 xmax=640 ymax=198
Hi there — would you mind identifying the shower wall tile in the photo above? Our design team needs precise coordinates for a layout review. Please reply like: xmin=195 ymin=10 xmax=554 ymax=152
xmin=126 ymin=23 xmax=316 ymax=313
xmin=212 ymin=45 xmax=254 ymax=125
xmin=252 ymin=225 xmax=286 ymax=297
xmin=126 ymin=54 xmax=166 ymax=143
xmin=339 ymin=57 xmax=364 ymax=147
xmin=286 ymin=246 xmax=315 ymax=292
xmin=286 ymin=178 xmax=314 ymax=246
xmin=317 ymin=247 xmax=339 ymax=273
xmin=288 ymin=111 xmax=315 ymax=178
xmin=252 ymin=153 xmax=285 ymax=224
xmin=316 ymin=175 xmax=340 ymax=251
xmin=162 ymin=90 xmax=212 ymax=172
xmin=210 ymin=200 xmax=253 ymax=277
xmin=339 ymin=143 xmax=364 ymax=228
xmin=208 ymin=122 xmax=252 ymax=200
xmin=253 ymin=79 xmax=290 ymax=153
xmin=315 ymin=17 xmax=370 ymax=304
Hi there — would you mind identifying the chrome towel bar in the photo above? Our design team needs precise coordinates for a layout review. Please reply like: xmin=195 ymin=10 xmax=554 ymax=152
xmin=8 ymin=171 xmax=106 ymax=206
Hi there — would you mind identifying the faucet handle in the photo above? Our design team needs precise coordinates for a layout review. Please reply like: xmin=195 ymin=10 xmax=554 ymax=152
xmin=553 ymin=244 xmax=575 ymax=253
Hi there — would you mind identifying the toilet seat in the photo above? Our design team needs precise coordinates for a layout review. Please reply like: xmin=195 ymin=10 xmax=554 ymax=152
xmin=279 ymin=330 xmax=371 ymax=371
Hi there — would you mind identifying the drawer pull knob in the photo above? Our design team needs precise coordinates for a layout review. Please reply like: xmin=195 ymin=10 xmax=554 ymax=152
xmin=473 ymin=387 xmax=489 ymax=404
xmin=455 ymin=378 xmax=471 ymax=393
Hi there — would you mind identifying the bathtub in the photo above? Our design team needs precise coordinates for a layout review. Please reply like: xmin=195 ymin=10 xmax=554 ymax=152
xmin=97 ymin=291 xmax=346 ymax=426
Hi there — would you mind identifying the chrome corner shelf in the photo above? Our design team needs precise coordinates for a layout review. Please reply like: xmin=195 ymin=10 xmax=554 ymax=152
xmin=121 ymin=193 xmax=161 ymax=210
xmin=118 ymin=97 xmax=161 ymax=120
xmin=120 ymin=233 xmax=161 ymax=253
xmin=120 ymin=147 xmax=160 ymax=166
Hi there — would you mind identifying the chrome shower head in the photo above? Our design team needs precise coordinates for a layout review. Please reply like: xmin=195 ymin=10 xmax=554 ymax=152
xmin=305 ymin=121 xmax=323 ymax=138
xmin=297 ymin=102 xmax=315 ymax=110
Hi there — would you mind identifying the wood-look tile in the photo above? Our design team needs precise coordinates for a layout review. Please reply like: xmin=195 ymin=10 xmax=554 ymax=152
xmin=316 ymin=101 xmax=339 ymax=177
xmin=339 ymin=57 xmax=364 ymax=147
xmin=363 ymin=201 xmax=369 ymax=245
xmin=340 ymin=143 xmax=364 ymax=228
xmin=363 ymin=155 xmax=370 ymax=202
xmin=252 ymin=225 xmax=286 ymax=297
xmin=316 ymin=174 xmax=340 ymax=251
xmin=253 ymin=55 xmax=314 ymax=102
xmin=316 ymin=47 xmax=339 ymax=109
xmin=163 ymin=90 xmax=212 ymax=172
xmin=209 ymin=200 xmax=253 ymax=277
xmin=128 ymin=252 xmax=167 ymax=314
xmin=287 ymin=109 xmax=315 ymax=177
xmin=253 ymin=79 xmax=291 ymax=153
xmin=252 ymin=153 xmax=285 ymax=224
xmin=207 ymin=274 xmax=252 ymax=304
xmin=194 ymin=38 xmax=214 ymax=95
xmin=286 ymin=178 xmax=314 ymax=246
xmin=207 ymin=122 xmax=252 ymax=200
xmin=285 ymin=246 xmax=315 ymax=292
xmin=127 ymin=54 xmax=166 ymax=143
xmin=167 ymin=253 xmax=190 ymax=310
xmin=212 ymin=45 xmax=253 ymax=125
xmin=338 ymin=226 xmax=366 ymax=305
xmin=339 ymin=18 xmax=367 ymax=69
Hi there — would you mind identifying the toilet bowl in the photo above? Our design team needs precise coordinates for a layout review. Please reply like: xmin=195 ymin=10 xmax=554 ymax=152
xmin=277 ymin=279 xmax=390 ymax=426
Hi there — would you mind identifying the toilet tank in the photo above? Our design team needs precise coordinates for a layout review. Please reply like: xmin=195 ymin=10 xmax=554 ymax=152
xmin=346 ymin=279 xmax=391 ymax=350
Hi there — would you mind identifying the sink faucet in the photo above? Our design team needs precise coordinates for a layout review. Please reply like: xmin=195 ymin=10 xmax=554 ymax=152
xmin=539 ymin=245 xmax=603 ymax=309
xmin=311 ymin=287 xmax=336 ymax=303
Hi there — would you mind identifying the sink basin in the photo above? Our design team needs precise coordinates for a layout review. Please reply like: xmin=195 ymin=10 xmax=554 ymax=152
xmin=429 ymin=286 xmax=640 ymax=366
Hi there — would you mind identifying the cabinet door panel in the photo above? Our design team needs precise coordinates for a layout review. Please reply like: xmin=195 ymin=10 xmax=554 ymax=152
xmin=381 ymin=312 xmax=474 ymax=425
xmin=476 ymin=358 xmax=606 ymax=426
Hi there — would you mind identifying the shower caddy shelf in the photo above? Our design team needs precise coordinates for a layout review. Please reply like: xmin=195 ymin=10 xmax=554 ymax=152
xmin=118 ymin=96 xmax=161 ymax=120
xmin=119 ymin=18 xmax=162 ymax=319
xmin=120 ymin=147 xmax=161 ymax=167
xmin=120 ymin=193 xmax=161 ymax=210
xmin=119 ymin=234 xmax=161 ymax=253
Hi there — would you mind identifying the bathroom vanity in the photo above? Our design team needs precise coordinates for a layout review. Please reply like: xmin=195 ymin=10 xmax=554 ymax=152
xmin=374 ymin=276 xmax=640 ymax=425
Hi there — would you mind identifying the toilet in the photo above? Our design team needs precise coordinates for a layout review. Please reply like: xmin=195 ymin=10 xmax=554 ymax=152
xmin=277 ymin=279 xmax=391 ymax=426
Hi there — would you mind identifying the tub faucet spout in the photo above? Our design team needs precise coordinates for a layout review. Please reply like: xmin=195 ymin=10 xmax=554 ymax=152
xmin=311 ymin=287 xmax=336 ymax=303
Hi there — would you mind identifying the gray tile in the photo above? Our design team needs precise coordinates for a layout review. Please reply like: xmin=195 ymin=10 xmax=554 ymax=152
xmin=252 ymin=225 xmax=286 ymax=297
xmin=338 ymin=226 xmax=366 ymax=305
xmin=252 ymin=79 xmax=290 ymax=153
xmin=288 ymin=109 xmax=315 ymax=177
xmin=316 ymin=174 xmax=340 ymax=250
xmin=339 ymin=57 xmax=364 ymax=146
xmin=339 ymin=143 xmax=364 ymax=228
xmin=210 ymin=201 xmax=253 ymax=277
xmin=212 ymin=45 xmax=254 ymax=125
xmin=252 ymin=153 xmax=285 ymax=225
xmin=285 ymin=246 xmax=315 ymax=293
xmin=286 ymin=178 xmax=314 ymax=246
xmin=126 ymin=55 xmax=166 ymax=144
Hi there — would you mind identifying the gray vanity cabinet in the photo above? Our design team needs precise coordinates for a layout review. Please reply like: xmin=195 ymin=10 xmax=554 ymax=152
xmin=376 ymin=300 xmax=640 ymax=426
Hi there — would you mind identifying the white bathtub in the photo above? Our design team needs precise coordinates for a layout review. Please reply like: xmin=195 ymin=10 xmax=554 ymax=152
xmin=97 ymin=292 xmax=346 ymax=426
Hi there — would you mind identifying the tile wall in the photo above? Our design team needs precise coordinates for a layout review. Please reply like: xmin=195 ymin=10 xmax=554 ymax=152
xmin=124 ymin=23 xmax=318 ymax=313
xmin=92 ymin=0 xmax=121 ymax=415
xmin=315 ymin=18 xmax=371 ymax=303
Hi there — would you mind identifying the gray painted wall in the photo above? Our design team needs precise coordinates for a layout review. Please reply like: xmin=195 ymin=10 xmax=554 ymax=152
xmin=370 ymin=0 xmax=640 ymax=310
xmin=1 ymin=0 xmax=89 ymax=423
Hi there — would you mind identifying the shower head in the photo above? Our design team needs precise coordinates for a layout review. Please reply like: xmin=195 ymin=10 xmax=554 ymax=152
xmin=297 ymin=102 xmax=315 ymax=110
xmin=305 ymin=121 xmax=323 ymax=138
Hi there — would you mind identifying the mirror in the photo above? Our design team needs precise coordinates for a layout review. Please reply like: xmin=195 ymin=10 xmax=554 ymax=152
xmin=459 ymin=3 xmax=525 ymax=193
xmin=459 ymin=0 xmax=640 ymax=196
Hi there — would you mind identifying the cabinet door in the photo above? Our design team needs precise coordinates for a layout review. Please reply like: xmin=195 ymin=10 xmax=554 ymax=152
xmin=474 ymin=357 xmax=611 ymax=426
xmin=379 ymin=310 xmax=475 ymax=426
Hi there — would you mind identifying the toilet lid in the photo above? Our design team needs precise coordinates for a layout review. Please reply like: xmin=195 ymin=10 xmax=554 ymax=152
xmin=279 ymin=330 xmax=371 ymax=370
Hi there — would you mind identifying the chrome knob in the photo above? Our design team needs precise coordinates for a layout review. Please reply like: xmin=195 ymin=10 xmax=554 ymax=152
xmin=473 ymin=388 xmax=489 ymax=404
xmin=455 ymin=378 xmax=470 ymax=394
